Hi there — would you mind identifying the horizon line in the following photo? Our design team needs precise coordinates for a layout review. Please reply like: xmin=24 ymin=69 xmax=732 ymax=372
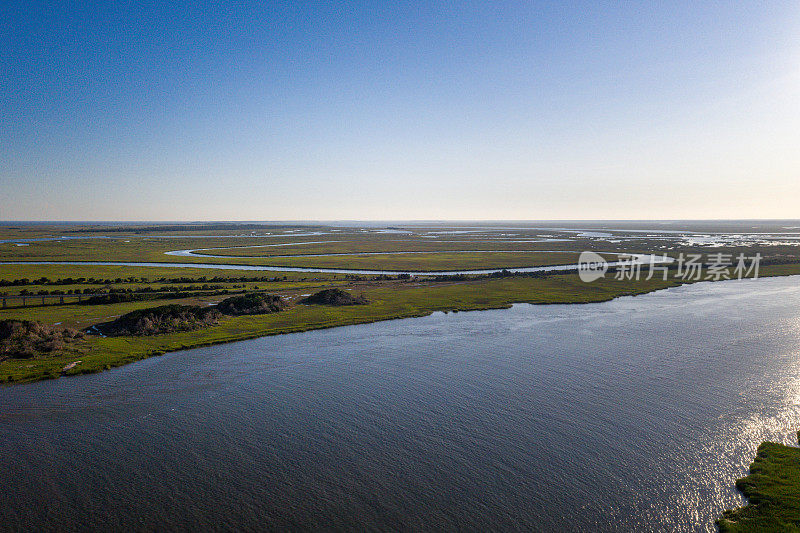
xmin=3 ymin=218 xmax=800 ymax=225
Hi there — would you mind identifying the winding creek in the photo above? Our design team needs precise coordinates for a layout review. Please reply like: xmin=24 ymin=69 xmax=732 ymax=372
xmin=0 ymin=255 xmax=654 ymax=276
xmin=165 ymin=247 xmax=596 ymax=259
xmin=1 ymin=276 xmax=799 ymax=530
xmin=0 ymin=251 xmax=662 ymax=276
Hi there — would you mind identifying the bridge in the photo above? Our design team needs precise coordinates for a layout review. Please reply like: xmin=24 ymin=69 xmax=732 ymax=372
xmin=0 ymin=293 xmax=109 ymax=308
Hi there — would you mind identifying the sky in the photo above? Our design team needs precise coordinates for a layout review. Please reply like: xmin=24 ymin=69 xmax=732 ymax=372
xmin=2 ymin=1 xmax=800 ymax=221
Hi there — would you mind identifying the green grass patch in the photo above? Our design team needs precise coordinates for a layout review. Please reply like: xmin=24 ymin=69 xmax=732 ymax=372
xmin=718 ymin=432 xmax=800 ymax=532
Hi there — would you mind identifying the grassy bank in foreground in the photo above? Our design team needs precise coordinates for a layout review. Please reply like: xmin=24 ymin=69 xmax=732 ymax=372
xmin=718 ymin=432 xmax=800 ymax=532
xmin=2 ymin=264 xmax=800 ymax=384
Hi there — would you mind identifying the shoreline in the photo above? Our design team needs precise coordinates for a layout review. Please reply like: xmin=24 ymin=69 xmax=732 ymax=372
xmin=4 ymin=267 xmax=800 ymax=385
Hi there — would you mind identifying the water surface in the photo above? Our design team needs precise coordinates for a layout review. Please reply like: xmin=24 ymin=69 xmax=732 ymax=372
xmin=0 ymin=253 xmax=660 ymax=276
xmin=1 ymin=277 xmax=799 ymax=531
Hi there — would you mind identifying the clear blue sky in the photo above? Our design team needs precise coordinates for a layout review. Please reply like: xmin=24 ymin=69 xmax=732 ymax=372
xmin=2 ymin=1 xmax=799 ymax=221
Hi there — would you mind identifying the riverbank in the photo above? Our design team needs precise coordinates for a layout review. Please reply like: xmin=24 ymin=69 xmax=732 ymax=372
xmin=3 ymin=271 xmax=800 ymax=530
xmin=3 ymin=263 xmax=800 ymax=384
xmin=1 ymin=271 xmax=679 ymax=383
xmin=718 ymin=432 xmax=800 ymax=531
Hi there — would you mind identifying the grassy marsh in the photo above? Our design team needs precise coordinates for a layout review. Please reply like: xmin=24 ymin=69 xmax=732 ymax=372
xmin=718 ymin=433 xmax=800 ymax=532
xmin=3 ymin=223 xmax=800 ymax=385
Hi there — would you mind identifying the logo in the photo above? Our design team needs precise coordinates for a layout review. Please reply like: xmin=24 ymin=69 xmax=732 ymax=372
xmin=578 ymin=251 xmax=608 ymax=282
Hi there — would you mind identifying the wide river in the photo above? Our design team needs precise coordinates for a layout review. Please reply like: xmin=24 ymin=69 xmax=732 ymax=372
xmin=2 ymin=277 xmax=800 ymax=531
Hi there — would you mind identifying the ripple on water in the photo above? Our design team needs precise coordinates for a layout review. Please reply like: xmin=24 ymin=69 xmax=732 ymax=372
xmin=0 ymin=277 xmax=799 ymax=531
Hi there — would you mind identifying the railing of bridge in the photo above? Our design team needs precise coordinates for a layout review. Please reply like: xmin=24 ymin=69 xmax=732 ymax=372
xmin=0 ymin=293 xmax=102 ymax=308
xmin=0 ymin=291 xmax=233 ymax=309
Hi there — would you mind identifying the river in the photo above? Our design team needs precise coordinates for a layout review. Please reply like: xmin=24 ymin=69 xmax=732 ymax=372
xmin=1 ymin=277 xmax=799 ymax=531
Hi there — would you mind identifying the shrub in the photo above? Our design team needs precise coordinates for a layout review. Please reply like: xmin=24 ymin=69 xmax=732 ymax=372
xmin=79 ymin=293 xmax=145 ymax=305
xmin=299 ymin=289 xmax=367 ymax=306
xmin=216 ymin=293 xmax=287 ymax=316
xmin=0 ymin=320 xmax=83 ymax=360
xmin=100 ymin=305 xmax=222 ymax=336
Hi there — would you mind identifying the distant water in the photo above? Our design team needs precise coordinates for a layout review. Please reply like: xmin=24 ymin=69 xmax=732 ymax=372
xmin=0 ymin=236 xmax=114 ymax=243
xmin=0 ymin=254 xmax=663 ymax=276
xmin=1 ymin=277 xmax=799 ymax=531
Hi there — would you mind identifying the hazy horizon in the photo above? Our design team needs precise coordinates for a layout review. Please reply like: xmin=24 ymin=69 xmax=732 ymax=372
xmin=6 ymin=218 xmax=800 ymax=227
